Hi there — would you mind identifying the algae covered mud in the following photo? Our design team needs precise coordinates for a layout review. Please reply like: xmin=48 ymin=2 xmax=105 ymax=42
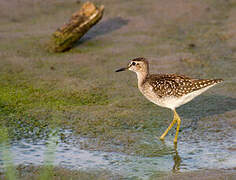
xmin=0 ymin=0 xmax=236 ymax=179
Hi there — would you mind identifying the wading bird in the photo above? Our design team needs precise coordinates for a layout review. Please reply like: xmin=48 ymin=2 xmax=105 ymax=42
xmin=116 ymin=57 xmax=223 ymax=143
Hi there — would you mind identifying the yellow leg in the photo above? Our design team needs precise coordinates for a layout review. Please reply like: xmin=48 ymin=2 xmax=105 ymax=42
xmin=160 ymin=110 xmax=177 ymax=140
xmin=173 ymin=110 xmax=181 ymax=143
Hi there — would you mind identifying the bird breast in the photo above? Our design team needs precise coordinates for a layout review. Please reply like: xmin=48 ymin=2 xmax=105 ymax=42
xmin=139 ymin=83 xmax=169 ymax=108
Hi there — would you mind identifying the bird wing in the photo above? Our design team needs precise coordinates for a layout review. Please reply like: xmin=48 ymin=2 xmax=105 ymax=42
xmin=147 ymin=74 xmax=222 ymax=97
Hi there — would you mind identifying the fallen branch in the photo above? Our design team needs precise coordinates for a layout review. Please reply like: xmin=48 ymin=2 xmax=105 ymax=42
xmin=48 ymin=1 xmax=104 ymax=52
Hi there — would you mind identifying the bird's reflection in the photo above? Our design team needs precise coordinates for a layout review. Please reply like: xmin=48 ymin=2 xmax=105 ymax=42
xmin=161 ymin=141 xmax=182 ymax=172
xmin=172 ymin=143 xmax=181 ymax=172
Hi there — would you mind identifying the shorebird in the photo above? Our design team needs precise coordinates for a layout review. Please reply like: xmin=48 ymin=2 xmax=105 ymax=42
xmin=116 ymin=57 xmax=223 ymax=143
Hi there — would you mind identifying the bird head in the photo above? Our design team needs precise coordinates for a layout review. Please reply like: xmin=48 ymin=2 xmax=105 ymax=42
xmin=115 ymin=57 xmax=149 ymax=74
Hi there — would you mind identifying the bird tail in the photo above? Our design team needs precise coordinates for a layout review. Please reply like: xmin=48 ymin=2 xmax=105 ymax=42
xmin=213 ymin=79 xmax=223 ymax=83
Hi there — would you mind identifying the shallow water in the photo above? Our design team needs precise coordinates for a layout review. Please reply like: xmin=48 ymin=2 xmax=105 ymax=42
xmin=1 ymin=128 xmax=235 ymax=179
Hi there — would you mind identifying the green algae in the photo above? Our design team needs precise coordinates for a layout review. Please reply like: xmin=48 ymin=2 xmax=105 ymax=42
xmin=0 ymin=74 xmax=109 ymax=140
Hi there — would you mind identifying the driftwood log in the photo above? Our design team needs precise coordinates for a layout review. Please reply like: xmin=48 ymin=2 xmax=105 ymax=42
xmin=48 ymin=2 xmax=104 ymax=52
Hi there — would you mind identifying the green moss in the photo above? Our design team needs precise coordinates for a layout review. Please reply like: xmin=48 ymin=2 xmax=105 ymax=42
xmin=0 ymin=84 xmax=108 ymax=112
xmin=0 ymin=77 xmax=109 ymax=140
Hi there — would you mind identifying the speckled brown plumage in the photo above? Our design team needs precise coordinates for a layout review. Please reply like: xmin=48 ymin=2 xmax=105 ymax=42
xmin=146 ymin=74 xmax=223 ymax=98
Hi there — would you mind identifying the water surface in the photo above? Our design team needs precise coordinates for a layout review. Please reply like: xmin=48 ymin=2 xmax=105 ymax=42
xmin=1 ymin=127 xmax=235 ymax=179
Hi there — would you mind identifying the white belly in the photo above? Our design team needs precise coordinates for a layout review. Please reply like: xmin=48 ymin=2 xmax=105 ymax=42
xmin=139 ymin=84 xmax=216 ymax=110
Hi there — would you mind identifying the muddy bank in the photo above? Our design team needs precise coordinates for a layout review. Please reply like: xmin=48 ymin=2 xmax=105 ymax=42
xmin=0 ymin=0 xmax=236 ymax=179
xmin=159 ymin=169 xmax=236 ymax=180
xmin=0 ymin=0 xmax=235 ymax=153
xmin=1 ymin=165 xmax=235 ymax=180
xmin=0 ymin=165 xmax=122 ymax=180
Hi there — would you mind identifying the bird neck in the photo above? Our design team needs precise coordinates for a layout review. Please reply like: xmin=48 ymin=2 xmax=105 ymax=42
xmin=136 ymin=71 xmax=148 ymax=87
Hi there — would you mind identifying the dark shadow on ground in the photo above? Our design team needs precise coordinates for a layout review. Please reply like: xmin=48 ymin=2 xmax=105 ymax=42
xmin=177 ymin=95 xmax=236 ymax=130
xmin=178 ymin=95 xmax=236 ymax=119
xmin=78 ymin=17 xmax=129 ymax=43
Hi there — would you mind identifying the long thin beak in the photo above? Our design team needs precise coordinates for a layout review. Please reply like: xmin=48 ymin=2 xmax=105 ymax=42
xmin=115 ymin=67 xmax=127 ymax=72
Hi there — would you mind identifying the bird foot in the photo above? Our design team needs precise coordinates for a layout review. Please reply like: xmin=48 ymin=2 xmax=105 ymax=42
xmin=160 ymin=136 xmax=165 ymax=141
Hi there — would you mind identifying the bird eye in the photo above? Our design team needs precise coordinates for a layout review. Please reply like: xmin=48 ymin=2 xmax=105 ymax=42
xmin=132 ymin=62 xmax=136 ymax=66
